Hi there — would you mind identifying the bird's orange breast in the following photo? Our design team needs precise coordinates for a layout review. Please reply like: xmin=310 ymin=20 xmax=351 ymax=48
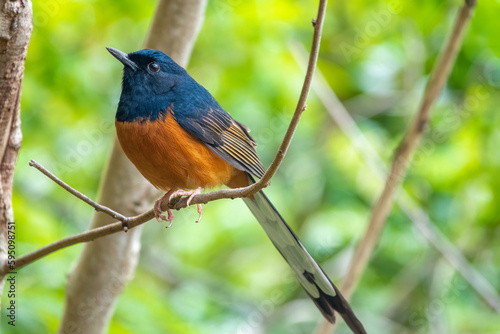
xmin=115 ymin=111 xmax=244 ymax=191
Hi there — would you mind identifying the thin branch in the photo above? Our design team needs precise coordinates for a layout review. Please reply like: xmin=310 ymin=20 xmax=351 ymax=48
xmin=1 ymin=0 xmax=328 ymax=276
xmin=292 ymin=42 xmax=500 ymax=316
xmin=340 ymin=0 xmax=477 ymax=301
xmin=309 ymin=2 xmax=478 ymax=332
xmin=259 ymin=0 xmax=327 ymax=186
xmin=29 ymin=160 xmax=128 ymax=222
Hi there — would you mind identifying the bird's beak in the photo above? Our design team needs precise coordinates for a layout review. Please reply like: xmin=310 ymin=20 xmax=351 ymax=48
xmin=106 ymin=47 xmax=139 ymax=71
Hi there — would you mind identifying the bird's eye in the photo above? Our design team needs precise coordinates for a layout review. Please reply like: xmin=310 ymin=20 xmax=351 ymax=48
xmin=147 ymin=62 xmax=160 ymax=73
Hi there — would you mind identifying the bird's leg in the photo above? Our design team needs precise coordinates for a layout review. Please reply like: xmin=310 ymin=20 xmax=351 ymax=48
xmin=154 ymin=189 xmax=175 ymax=227
xmin=170 ymin=187 xmax=203 ymax=223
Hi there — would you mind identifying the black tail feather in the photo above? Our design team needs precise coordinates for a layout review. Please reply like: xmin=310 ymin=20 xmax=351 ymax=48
xmin=243 ymin=176 xmax=366 ymax=334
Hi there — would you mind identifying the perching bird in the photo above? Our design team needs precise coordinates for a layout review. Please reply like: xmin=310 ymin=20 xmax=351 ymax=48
xmin=107 ymin=47 xmax=366 ymax=334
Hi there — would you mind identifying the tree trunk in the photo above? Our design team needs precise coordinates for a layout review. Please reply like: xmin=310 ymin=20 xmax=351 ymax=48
xmin=57 ymin=1 xmax=207 ymax=333
xmin=0 ymin=0 xmax=32 ymax=304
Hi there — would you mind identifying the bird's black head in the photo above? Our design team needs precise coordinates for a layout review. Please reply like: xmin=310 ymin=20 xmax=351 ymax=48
xmin=107 ymin=47 xmax=187 ymax=84
xmin=107 ymin=47 xmax=191 ymax=122
xmin=107 ymin=47 xmax=189 ymax=95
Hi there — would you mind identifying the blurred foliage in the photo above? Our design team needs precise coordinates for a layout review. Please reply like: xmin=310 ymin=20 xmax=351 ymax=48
xmin=3 ymin=0 xmax=500 ymax=333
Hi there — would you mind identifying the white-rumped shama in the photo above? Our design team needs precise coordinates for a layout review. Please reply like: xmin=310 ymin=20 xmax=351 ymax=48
xmin=107 ymin=47 xmax=365 ymax=334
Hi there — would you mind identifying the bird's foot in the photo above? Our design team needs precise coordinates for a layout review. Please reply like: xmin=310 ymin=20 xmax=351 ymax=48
xmin=154 ymin=190 xmax=175 ymax=228
xmin=170 ymin=187 xmax=203 ymax=223
xmin=195 ymin=204 xmax=203 ymax=223
xmin=169 ymin=187 xmax=202 ymax=206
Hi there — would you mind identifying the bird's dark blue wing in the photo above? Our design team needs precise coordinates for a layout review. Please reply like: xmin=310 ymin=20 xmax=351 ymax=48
xmin=174 ymin=107 xmax=265 ymax=179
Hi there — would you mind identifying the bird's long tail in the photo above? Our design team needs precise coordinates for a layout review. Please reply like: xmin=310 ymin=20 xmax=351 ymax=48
xmin=242 ymin=176 xmax=366 ymax=334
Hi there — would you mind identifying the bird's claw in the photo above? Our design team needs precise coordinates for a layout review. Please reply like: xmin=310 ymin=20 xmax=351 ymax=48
xmin=154 ymin=191 xmax=175 ymax=227
xmin=156 ymin=188 xmax=204 ymax=226
xmin=169 ymin=187 xmax=202 ymax=207
xmin=195 ymin=204 xmax=203 ymax=223
xmin=169 ymin=187 xmax=204 ymax=223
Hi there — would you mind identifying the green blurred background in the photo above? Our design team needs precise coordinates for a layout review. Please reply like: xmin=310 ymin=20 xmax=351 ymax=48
xmin=2 ymin=0 xmax=500 ymax=333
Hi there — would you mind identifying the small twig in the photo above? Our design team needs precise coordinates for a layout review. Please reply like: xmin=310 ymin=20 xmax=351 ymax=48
xmin=29 ymin=160 xmax=128 ymax=222
xmin=0 ymin=1 xmax=328 ymax=276
xmin=253 ymin=0 xmax=327 ymax=188
xmin=310 ymin=2 xmax=478 ymax=332
xmin=340 ymin=0 xmax=477 ymax=302
xmin=293 ymin=37 xmax=500 ymax=318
